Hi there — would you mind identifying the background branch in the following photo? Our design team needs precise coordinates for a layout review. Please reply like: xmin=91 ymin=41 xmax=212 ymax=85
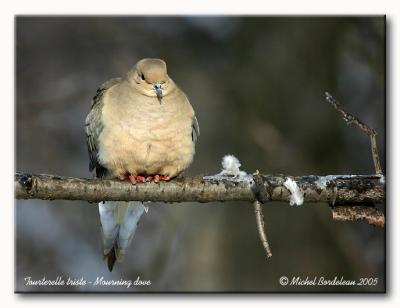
xmin=325 ymin=92 xmax=383 ymax=174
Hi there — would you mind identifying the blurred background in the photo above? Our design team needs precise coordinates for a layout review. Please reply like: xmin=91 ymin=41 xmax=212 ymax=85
xmin=15 ymin=16 xmax=385 ymax=292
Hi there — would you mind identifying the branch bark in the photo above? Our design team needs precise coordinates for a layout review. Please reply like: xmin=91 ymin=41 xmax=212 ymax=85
xmin=15 ymin=172 xmax=384 ymax=204
xmin=331 ymin=205 xmax=385 ymax=227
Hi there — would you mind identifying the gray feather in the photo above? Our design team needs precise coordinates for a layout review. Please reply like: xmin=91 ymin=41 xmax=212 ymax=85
xmin=84 ymin=78 xmax=122 ymax=178
xmin=192 ymin=115 xmax=200 ymax=143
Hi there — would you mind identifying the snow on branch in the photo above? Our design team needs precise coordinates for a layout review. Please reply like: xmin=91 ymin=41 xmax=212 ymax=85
xmin=283 ymin=177 xmax=304 ymax=206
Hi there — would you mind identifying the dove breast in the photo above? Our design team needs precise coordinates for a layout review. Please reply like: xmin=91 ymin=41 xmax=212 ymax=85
xmin=97 ymin=79 xmax=195 ymax=178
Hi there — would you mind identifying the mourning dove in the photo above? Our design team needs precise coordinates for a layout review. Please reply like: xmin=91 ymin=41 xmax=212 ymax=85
xmin=85 ymin=58 xmax=199 ymax=271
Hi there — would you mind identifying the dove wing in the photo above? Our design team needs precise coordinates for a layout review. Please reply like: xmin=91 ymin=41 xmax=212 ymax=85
xmin=84 ymin=78 xmax=122 ymax=178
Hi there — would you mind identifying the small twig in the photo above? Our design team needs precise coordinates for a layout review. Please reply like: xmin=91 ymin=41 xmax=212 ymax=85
xmin=253 ymin=200 xmax=272 ymax=258
xmin=253 ymin=170 xmax=272 ymax=258
xmin=325 ymin=92 xmax=383 ymax=174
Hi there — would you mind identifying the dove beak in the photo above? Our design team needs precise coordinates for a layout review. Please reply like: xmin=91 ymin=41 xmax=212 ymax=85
xmin=153 ymin=83 xmax=163 ymax=99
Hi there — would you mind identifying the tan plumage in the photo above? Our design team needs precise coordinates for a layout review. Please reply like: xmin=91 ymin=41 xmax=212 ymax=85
xmin=85 ymin=58 xmax=199 ymax=179
xmin=84 ymin=58 xmax=199 ymax=271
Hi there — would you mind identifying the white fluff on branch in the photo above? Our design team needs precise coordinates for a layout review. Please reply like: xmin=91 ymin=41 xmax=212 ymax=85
xmin=315 ymin=175 xmax=335 ymax=189
xmin=203 ymin=154 xmax=252 ymax=183
xmin=220 ymin=155 xmax=247 ymax=177
xmin=283 ymin=177 xmax=304 ymax=206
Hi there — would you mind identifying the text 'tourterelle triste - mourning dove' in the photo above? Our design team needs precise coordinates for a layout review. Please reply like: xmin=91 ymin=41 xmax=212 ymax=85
xmin=84 ymin=58 xmax=199 ymax=271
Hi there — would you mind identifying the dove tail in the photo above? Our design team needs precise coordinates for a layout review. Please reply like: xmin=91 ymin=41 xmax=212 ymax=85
xmin=99 ymin=201 xmax=146 ymax=272
xmin=105 ymin=246 xmax=117 ymax=272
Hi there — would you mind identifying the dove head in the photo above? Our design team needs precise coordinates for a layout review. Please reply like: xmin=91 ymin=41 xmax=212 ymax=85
xmin=129 ymin=58 xmax=172 ymax=99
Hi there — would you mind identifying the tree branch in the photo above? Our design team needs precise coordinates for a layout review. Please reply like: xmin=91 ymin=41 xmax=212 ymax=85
xmin=324 ymin=92 xmax=385 ymax=227
xmin=15 ymin=172 xmax=384 ymax=205
xmin=331 ymin=205 xmax=385 ymax=227
xmin=325 ymin=92 xmax=383 ymax=174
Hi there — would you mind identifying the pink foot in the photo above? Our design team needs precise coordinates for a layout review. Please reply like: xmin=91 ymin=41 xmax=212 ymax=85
xmin=136 ymin=176 xmax=146 ymax=183
xmin=118 ymin=174 xmax=142 ymax=185
xmin=119 ymin=174 xmax=170 ymax=184
xmin=153 ymin=175 xmax=170 ymax=183
xmin=128 ymin=175 xmax=137 ymax=184
xmin=126 ymin=175 xmax=146 ymax=184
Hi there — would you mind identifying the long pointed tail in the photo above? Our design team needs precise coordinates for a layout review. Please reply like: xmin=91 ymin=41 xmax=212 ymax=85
xmin=99 ymin=201 xmax=145 ymax=272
